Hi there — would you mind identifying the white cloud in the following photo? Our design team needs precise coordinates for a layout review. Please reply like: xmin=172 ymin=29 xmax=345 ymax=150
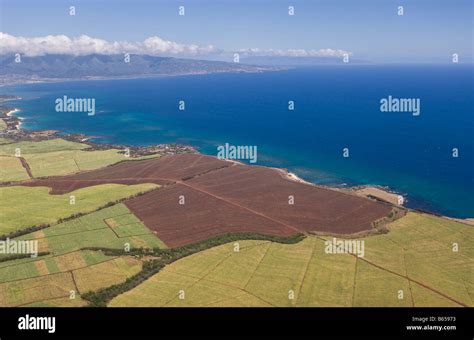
xmin=238 ymin=48 xmax=352 ymax=58
xmin=0 ymin=32 xmax=219 ymax=57
xmin=0 ymin=32 xmax=352 ymax=59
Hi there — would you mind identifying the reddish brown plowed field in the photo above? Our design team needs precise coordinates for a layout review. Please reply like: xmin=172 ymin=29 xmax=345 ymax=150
xmin=125 ymin=184 xmax=296 ymax=247
xmin=18 ymin=153 xmax=393 ymax=246
xmin=185 ymin=165 xmax=392 ymax=234
xmin=21 ymin=154 xmax=230 ymax=194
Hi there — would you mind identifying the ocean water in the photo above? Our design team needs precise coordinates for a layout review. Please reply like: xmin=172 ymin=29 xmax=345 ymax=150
xmin=3 ymin=65 xmax=474 ymax=218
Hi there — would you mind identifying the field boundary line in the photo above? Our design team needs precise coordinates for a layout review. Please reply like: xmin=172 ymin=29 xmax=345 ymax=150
xmin=0 ymin=248 xmax=87 ymax=270
xmin=161 ymin=242 xmax=270 ymax=307
xmin=164 ymin=269 xmax=276 ymax=307
xmin=403 ymin=249 xmax=415 ymax=307
xmin=351 ymin=257 xmax=358 ymax=307
xmin=104 ymin=218 xmax=121 ymax=238
xmin=461 ymin=278 xmax=473 ymax=306
xmin=72 ymin=157 xmax=80 ymax=172
xmin=200 ymin=292 xmax=249 ymax=307
xmin=116 ymin=232 xmax=155 ymax=239
xmin=211 ymin=278 xmax=277 ymax=307
xmin=21 ymin=226 xmax=110 ymax=241
xmin=316 ymin=235 xmax=468 ymax=307
xmin=243 ymin=242 xmax=272 ymax=289
xmin=70 ymin=270 xmax=80 ymax=294
xmin=0 ymin=255 xmax=118 ymax=284
xmin=356 ymin=256 xmax=467 ymax=307
xmin=179 ymin=181 xmax=301 ymax=233
xmin=295 ymin=237 xmax=318 ymax=305
xmin=162 ymin=251 xmax=237 ymax=307
xmin=181 ymin=163 xmax=233 ymax=181
xmin=16 ymin=294 xmax=72 ymax=307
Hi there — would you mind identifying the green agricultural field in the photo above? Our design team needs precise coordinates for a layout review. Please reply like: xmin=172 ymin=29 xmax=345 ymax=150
xmin=109 ymin=212 xmax=473 ymax=307
xmin=352 ymin=260 xmax=411 ymax=307
xmin=0 ymin=183 xmax=158 ymax=234
xmin=0 ymin=252 xmax=143 ymax=306
xmin=0 ymin=138 xmax=160 ymax=178
xmin=0 ymin=203 xmax=166 ymax=307
xmin=0 ymin=250 xmax=113 ymax=283
xmin=15 ymin=203 xmax=167 ymax=254
xmin=74 ymin=257 xmax=142 ymax=293
xmin=0 ymin=138 xmax=87 ymax=155
xmin=0 ymin=272 xmax=76 ymax=307
xmin=24 ymin=149 xmax=129 ymax=177
xmin=295 ymin=240 xmax=356 ymax=307
xmin=0 ymin=156 xmax=30 ymax=182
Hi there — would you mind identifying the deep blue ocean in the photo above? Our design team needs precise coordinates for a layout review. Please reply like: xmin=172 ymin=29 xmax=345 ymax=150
xmin=3 ymin=65 xmax=473 ymax=218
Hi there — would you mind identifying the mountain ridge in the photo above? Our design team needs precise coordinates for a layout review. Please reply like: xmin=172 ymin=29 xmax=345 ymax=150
xmin=0 ymin=54 xmax=277 ymax=84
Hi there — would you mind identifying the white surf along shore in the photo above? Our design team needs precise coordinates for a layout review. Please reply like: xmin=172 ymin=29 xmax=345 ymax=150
xmin=5 ymin=108 xmax=23 ymax=129
xmin=282 ymin=169 xmax=404 ymax=207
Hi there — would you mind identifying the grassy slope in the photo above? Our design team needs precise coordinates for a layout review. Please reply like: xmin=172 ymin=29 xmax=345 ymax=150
xmin=109 ymin=212 xmax=473 ymax=307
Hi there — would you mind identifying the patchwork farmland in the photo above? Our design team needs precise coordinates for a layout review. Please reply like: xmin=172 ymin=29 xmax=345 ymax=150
xmin=0 ymin=203 xmax=167 ymax=306
xmin=109 ymin=213 xmax=473 ymax=307
xmin=0 ymin=138 xmax=470 ymax=307
xmin=22 ymin=153 xmax=394 ymax=247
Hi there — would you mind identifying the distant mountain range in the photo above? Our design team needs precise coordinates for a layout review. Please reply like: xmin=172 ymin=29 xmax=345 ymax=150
xmin=0 ymin=54 xmax=275 ymax=84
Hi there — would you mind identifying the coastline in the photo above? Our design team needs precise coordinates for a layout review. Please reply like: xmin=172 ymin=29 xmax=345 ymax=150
xmin=0 ymin=66 xmax=287 ymax=88
xmin=282 ymin=170 xmax=474 ymax=226
xmin=1 ymin=98 xmax=472 ymax=224
xmin=284 ymin=170 xmax=404 ymax=206
xmin=5 ymin=108 xmax=22 ymax=129
xmin=5 ymin=108 xmax=20 ymax=117
xmin=351 ymin=185 xmax=403 ymax=206
xmin=0 ymin=102 xmax=196 ymax=156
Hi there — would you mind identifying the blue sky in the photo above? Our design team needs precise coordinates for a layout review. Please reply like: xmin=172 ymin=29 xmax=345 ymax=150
xmin=0 ymin=0 xmax=472 ymax=63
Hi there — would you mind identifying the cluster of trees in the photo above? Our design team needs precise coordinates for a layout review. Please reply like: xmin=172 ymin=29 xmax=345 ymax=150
xmin=0 ymin=251 xmax=50 ymax=263
xmin=372 ymin=207 xmax=406 ymax=233
xmin=0 ymin=223 xmax=50 ymax=241
xmin=82 ymin=259 xmax=165 ymax=307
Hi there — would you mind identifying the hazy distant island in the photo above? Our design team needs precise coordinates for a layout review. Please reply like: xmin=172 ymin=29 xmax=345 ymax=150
xmin=0 ymin=54 xmax=280 ymax=85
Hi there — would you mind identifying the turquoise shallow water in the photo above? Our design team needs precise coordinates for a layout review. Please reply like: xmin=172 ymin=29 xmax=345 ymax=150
xmin=3 ymin=65 xmax=474 ymax=218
